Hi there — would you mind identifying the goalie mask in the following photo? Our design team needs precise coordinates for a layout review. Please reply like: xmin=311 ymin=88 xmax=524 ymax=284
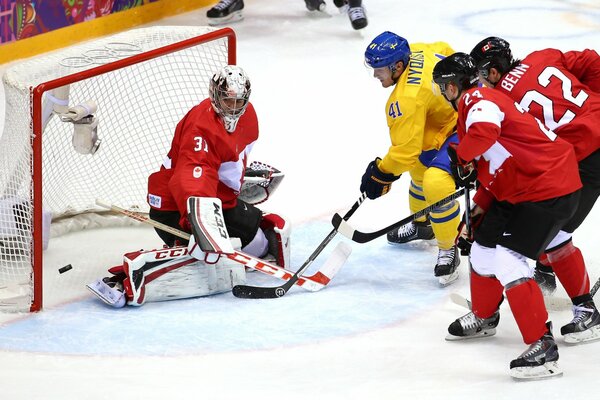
xmin=209 ymin=65 xmax=251 ymax=133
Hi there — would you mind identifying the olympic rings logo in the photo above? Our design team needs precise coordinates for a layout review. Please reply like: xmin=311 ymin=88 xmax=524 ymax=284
xmin=59 ymin=42 xmax=144 ymax=68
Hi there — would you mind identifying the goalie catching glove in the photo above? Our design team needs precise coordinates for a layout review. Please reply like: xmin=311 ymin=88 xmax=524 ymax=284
xmin=360 ymin=157 xmax=400 ymax=199
xmin=447 ymin=143 xmax=477 ymax=188
xmin=238 ymin=161 xmax=284 ymax=205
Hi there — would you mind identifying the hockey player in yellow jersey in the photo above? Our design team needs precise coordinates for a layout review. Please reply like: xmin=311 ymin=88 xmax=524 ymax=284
xmin=360 ymin=31 xmax=461 ymax=285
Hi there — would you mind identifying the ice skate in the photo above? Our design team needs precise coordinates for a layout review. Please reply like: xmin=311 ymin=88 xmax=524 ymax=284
xmin=533 ymin=262 xmax=557 ymax=296
xmin=446 ymin=310 xmax=499 ymax=341
xmin=86 ymin=277 xmax=126 ymax=308
xmin=510 ymin=322 xmax=563 ymax=380
xmin=206 ymin=0 xmax=244 ymax=26
xmin=347 ymin=5 xmax=368 ymax=30
xmin=435 ymin=246 xmax=460 ymax=286
xmin=387 ymin=219 xmax=434 ymax=245
xmin=561 ymin=301 xmax=600 ymax=344
xmin=304 ymin=0 xmax=326 ymax=11
xmin=333 ymin=0 xmax=348 ymax=11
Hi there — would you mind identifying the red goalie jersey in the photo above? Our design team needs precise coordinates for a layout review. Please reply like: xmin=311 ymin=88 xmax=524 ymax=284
xmin=455 ymin=87 xmax=582 ymax=208
xmin=495 ymin=48 xmax=600 ymax=161
xmin=147 ymin=98 xmax=259 ymax=228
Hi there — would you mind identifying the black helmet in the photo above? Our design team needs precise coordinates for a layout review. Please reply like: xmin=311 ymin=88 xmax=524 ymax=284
xmin=470 ymin=36 xmax=513 ymax=76
xmin=432 ymin=52 xmax=479 ymax=93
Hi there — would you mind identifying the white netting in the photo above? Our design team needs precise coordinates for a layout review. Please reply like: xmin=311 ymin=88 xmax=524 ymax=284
xmin=0 ymin=26 xmax=233 ymax=311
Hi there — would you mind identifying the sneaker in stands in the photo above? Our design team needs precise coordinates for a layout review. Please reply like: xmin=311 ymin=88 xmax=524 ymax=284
xmin=387 ymin=219 xmax=434 ymax=244
xmin=446 ymin=310 xmax=499 ymax=341
xmin=533 ymin=262 xmax=557 ymax=296
xmin=435 ymin=246 xmax=460 ymax=286
xmin=206 ymin=0 xmax=244 ymax=26
xmin=304 ymin=0 xmax=326 ymax=11
xmin=509 ymin=322 xmax=563 ymax=380
xmin=561 ymin=300 xmax=600 ymax=344
xmin=347 ymin=5 xmax=368 ymax=30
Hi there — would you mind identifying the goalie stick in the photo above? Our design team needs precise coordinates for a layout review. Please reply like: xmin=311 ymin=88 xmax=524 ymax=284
xmin=95 ymin=200 xmax=350 ymax=292
xmin=231 ymin=193 xmax=368 ymax=299
xmin=332 ymin=188 xmax=465 ymax=243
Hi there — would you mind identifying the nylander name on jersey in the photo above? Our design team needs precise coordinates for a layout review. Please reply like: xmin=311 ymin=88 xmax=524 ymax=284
xmin=407 ymin=51 xmax=424 ymax=85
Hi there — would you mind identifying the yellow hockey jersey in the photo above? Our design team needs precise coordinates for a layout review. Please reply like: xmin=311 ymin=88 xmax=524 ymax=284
xmin=377 ymin=42 xmax=457 ymax=176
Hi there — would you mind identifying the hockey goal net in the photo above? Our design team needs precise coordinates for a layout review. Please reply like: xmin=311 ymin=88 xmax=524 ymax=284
xmin=0 ymin=26 xmax=235 ymax=312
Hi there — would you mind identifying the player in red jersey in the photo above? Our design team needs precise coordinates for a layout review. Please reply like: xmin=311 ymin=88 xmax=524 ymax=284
xmin=433 ymin=53 xmax=582 ymax=379
xmin=86 ymin=66 xmax=290 ymax=308
xmin=470 ymin=37 xmax=600 ymax=344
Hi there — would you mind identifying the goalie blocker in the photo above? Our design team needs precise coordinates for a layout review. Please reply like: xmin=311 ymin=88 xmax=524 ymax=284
xmin=87 ymin=196 xmax=291 ymax=307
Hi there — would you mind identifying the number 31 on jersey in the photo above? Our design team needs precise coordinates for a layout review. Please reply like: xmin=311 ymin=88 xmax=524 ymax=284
xmin=194 ymin=136 xmax=209 ymax=152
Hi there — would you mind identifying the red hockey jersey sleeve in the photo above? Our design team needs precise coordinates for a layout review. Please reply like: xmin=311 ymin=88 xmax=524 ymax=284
xmin=562 ymin=49 xmax=600 ymax=93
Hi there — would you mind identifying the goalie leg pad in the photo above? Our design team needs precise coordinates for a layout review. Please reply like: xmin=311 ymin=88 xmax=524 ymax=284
xmin=260 ymin=212 xmax=291 ymax=268
xmin=121 ymin=246 xmax=246 ymax=306
xmin=187 ymin=197 xmax=234 ymax=255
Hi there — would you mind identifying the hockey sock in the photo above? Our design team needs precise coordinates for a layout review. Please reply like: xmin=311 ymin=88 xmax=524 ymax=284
xmin=546 ymin=240 xmax=590 ymax=299
xmin=348 ymin=0 xmax=362 ymax=6
xmin=408 ymin=180 xmax=429 ymax=224
xmin=470 ymin=267 xmax=504 ymax=318
xmin=506 ymin=279 xmax=549 ymax=344
xmin=424 ymin=168 xmax=460 ymax=249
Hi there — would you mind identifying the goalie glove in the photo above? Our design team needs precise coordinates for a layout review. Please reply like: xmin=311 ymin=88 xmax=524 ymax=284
xmin=447 ymin=143 xmax=477 ymax=188
xmin=360 ymin=157 xmax=400 ymax=200
xmin=455 ymin=204 xmax=485 ymax=256
xmin=239 ymin=161 xmax=284 ymax=205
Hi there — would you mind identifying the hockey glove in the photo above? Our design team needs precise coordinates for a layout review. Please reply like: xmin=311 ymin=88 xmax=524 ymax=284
xmin=455 ymin=205 xmax=485 ymax=256
xmin=360 ymin=158 xmax=400 ymax=200
xmin=447 ymin=143 xmax=477 ymax=188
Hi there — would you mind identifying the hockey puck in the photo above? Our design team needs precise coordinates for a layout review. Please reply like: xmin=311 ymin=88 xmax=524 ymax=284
xmin=58 ymin=264 xmax=73 ymax=274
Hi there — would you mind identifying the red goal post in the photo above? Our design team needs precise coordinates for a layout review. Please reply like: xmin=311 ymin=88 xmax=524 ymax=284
xmin=0 ymin=26 xmax=236 ymax=312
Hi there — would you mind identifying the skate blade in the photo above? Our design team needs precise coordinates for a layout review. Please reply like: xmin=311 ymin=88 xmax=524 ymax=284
xmin=563 ymin=325 xmax=600 ymax=345
xmin=438 ymin=270 xmax=459 ymax=287
xmin=445 ymin=328 xmax=496 ymax=341
xmin=207 ymin=11 xmax=244 ymax=26
xmin=510 ymin=361 xmax=563 ymax=380
xmin=86 ymin=280 xmax=126 ymax=308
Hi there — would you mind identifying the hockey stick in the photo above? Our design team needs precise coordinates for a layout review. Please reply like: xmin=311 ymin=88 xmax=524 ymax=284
xmin=332 ymin=188 xmax=465 ymax=243
xmin=231 ymin=193 xmax=368 ymax=299
xmin=95 ymin=200 xmax=350 ymax=292
xmin=450 ymin=280 xmax=600 ymax=313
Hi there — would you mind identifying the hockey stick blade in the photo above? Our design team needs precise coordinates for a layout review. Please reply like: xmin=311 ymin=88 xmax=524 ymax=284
xmin=450 ymin=293 xmax=472 ymax=309
xmin=96 ymin=200 xmax=350 ymax=293
xmin=232 ymin=194 xmax=367 ymax=299
xmin=332 ymin=188 xmax=465 ymax=243
xmin=229 ymin=241 xmax=351 ymax=294
xmin=232 ymin=241 xmax=352 ymax=298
